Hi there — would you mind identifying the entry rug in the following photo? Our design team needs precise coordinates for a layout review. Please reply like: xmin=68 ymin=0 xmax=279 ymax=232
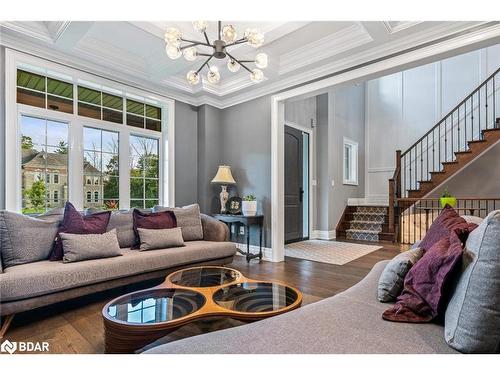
xmin=284 ymin=240 xmax=382 ymax=265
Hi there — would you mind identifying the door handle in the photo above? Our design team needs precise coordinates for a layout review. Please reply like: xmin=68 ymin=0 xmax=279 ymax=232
xmin=299 ymin=188 xmax=304 ymax=202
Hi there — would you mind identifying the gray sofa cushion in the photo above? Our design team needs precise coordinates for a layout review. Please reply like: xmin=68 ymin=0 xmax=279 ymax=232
xmin=153 ymin=204 xmax=203 ymax=241
xmin=138 ymin=227 xmax=185 ymax=251
xmin=0 ymin=211 xmax=60 ymax=268
xmin=144 ymin=260 xmax=456 ymax=354
xmin=0 ymin=241 xmax=236 ymax=302
xmin=61 ymin=229 xmax=122 ymax=263
xmin=377 ymin=248 xmax=424 ymax=302
xmin=444 ymin=210 xmax=500 ymax=353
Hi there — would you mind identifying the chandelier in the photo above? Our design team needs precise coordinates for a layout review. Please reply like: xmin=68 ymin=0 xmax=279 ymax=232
xmin=164 ymin=21 xmax=268 ymax=85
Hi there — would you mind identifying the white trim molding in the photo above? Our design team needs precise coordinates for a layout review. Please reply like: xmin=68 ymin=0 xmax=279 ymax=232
xmin=311 ymin=230 xmax=336 ymax=240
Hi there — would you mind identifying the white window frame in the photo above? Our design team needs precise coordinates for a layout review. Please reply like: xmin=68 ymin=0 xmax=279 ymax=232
xmin=343 ymin=137 xmax=358 ymax=186
xmin=5 ymin=49 xmax=175 ymax=212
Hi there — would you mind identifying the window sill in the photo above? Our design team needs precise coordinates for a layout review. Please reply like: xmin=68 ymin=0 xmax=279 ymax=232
xmin=343 ymin=181 xmax=359 ymax=186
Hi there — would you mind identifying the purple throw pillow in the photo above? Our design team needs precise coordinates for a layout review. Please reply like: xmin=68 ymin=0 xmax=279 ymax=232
xmin=132 ymin=209 xmax=177 ymax=248
xmin=382 ymin=222 xmax=477 ymax=323
xmin=419 ymin=205 xmax=467 ymax=252
xmin=49 ymin=202 xmax=111 ymax=261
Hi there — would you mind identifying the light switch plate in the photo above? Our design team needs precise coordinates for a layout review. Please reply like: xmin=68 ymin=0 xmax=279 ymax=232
xmin=239 ymin=227 xmax=245 ymax=235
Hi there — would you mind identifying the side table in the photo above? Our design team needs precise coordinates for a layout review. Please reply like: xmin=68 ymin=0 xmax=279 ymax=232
xmin=212 ymin=214 xmax=264 ymax=263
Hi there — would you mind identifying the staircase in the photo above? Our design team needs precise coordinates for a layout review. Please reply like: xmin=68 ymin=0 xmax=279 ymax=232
xmin=388 ymin=66 xmax=500 ymax=241
xmin=336 ymin=206 xmax=394 ymax=242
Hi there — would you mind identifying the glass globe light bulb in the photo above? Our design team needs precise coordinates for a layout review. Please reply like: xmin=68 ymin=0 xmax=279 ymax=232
xmin=255 ymin=53 xmax=268 ymax=69
xmin=227 ymin=59 xmax=240 ymax=73
xmin=250 ymin=68 xmax=264 ymax=83
xmin=245 ymin=29 xmax=264 ymax=48
xmin=207 ymin=66 xmax=220 ymax=84
xmin=164 ymin=27 xmax=181 ymax=44
xmin=166 ymin=44 xmax=181 ymax=59
xmin=222 ymin=25 xmax=237 ymax=43
xmin=193 ymin=21 xmax=208 ymax=33
xmin=183 ymin=47 xmax=198 ymax=61
xmin=186 ymin=70 xmax=200 ymax=85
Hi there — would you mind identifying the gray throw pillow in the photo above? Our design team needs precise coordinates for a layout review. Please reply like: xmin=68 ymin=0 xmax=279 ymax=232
xmin=377 ymin=247 xmax=424 ymax=302
xmin=153 ymin=204 xmax=203 ymax=241
xmin=0 ymin=210 xmax=60 ymax=268
xmin=137 ymin=227 xmax=185 ymax=251
xmin=86 ymin=209 xmax=136 ymax=248
xmin=461 ymin=215 xmax=484 ymax=225
xmin=61 ymin=229 xmax=122 ymax=263
xmin=444 ymin=210 xmax=500 ymax=353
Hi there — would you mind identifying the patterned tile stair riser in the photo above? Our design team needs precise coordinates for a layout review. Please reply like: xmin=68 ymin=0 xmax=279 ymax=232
xmin=345 ymin=206 xmax=387 ymax=242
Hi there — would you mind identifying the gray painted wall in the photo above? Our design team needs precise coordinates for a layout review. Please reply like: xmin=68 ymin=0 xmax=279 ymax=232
xmin=197 ymin=104 xmax=223 ymax=214
xmin=174 ymin=101 xmax=198 ymax=207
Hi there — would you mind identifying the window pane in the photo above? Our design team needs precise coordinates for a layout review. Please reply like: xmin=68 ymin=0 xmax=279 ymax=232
xmin=83 ymin=127 xmax=119 ymax=209
xmin=130 ymin=199 xmax=144 ymax=209
xmin=84 ymin=127 xmax=102 ymax=151
xmin=21 ymin=116 xmax=68 ymax=214
xmin=127 ymin=114 xmax=144 ymax=129
xmin=17 ymin=70 xmax=46 ymax=91
xmin=103 ymin=93 xmax=123 ymax=111
xmin=127 ymin=100 xmax=144 ymax=116
xmin=129 ymin=135 xmax=159 ymax=209
xmin=78 ymin=86 xmax=101 ymax=105
xmin=146 ymin=118 xmax=161 ymax=132
xmin=78 ymin=102 xmax=101 ymax=120
xmin=103 ymin=108 xmax=123 ymax=124
xmin=47 ymin=95 xmax=73 ymax=114
xmin=17 ymin=88 xmax=45 ymax=108
xmin=47 ymin=78 xmax=73 ymax=99
xmin=145 ymin=105 xmax=161 ymax=120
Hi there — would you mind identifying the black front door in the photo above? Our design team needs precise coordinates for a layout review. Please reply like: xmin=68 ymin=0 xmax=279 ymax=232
xmin=284 ymin=125 xmax=306 ymax=244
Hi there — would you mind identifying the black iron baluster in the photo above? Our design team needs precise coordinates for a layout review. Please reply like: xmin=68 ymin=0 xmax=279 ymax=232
xmin=464 ymin=101 xmax=467 ymax=148
xmin=432 ymin=129 xmax=435 ymax=173
xmin=451 ymin=112 xmax=454 ymax=157
xmin=420 ymin=142 xmax=423 ymax=185
xmin=426 ymin=135 xmax=429 ymax=180
xmin=494 ymin=75 xmax=496 ymax=128
xmin=444 ymin=118 xmax=448 ymax=162
xmin=479 ymin=88 xmax=481 ymax=135
xmin=438 ymin=122 xmax=441 ymax=166
xmin=486 ymin=80 xmax=489 ymax=130
xmin=471 ymin=95 xmax=475 ymax=140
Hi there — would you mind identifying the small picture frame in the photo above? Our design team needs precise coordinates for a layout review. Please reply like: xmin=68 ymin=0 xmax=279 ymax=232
xmin=226 ymin=196 xmax=242 ymax=214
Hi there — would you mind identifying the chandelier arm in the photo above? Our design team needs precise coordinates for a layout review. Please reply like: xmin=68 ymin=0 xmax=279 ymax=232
xmin=203 ymin=31 xmax=211 ymax=45
xmin=226 ymin=52 xmax=252 ymax=73
xmin=196 ymin=55 xmax=214 ymax=74
xmin=225 ymin=38 xmax=248 ymax=48
xmin=197 ymin=53 xmax=213 ymax=57
xmin=180 ymin=42 xmax=202 ymax=51
xmin=180 ymin=38 xmax=212 ymax=47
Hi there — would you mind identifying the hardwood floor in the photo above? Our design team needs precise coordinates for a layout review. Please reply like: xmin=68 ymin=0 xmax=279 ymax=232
xmin=3 ymin=241 xmax=404 ymax=354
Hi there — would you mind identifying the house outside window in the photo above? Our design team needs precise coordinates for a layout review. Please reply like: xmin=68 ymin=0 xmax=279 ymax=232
xmin=343 ymin=137 xmax=358 ymax=186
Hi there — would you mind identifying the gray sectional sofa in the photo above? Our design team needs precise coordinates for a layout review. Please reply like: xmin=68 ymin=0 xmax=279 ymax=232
xmin=144 ymin=260 xmax=457 ymax=354
xmin=0 ymin=211 xmax=236 ymax=317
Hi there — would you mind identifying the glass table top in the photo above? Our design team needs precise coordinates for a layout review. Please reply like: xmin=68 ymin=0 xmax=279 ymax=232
xmin=212 ymin=282 xmax=299 ymax=313
xmin=168 ymin=267 xmax=241 ymax=288
xmin=106 ymin=288 xmax=205 ymax=324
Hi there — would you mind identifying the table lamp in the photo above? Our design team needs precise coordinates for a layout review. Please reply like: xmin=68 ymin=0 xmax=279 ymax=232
xmin=211 ymin=165 xmax=236 ymax=213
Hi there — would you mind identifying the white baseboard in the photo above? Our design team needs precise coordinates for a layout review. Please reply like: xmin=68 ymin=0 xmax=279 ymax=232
xmin=310 ymin=230 xmax=336 ymax=240
xmin=232 ymin=242 xmax=273 ymax=261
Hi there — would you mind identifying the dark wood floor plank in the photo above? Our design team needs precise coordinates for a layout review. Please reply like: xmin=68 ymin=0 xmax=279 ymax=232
xmin=4 ymin=241 xmax=402 ymax=354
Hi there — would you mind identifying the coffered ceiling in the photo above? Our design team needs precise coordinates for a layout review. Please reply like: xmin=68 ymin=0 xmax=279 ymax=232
xmin=1 ymin=21 xmax=500 ymax=108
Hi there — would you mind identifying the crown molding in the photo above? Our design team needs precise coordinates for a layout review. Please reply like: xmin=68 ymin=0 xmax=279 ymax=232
xmin=2 ymin=22 xmax=499 ymax=110
xmin=45 ymin=21 xmax=72 ymax=42
xmin=278 ymin=23 xmax=373 ymax=75
xmin=383 ymin=21 xmax=423 ymax=34
xmin=0 ymin=22 xmax=53 ymax=43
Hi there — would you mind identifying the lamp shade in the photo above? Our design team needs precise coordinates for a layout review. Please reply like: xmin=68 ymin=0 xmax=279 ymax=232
xmin=211 ymin=165 xmax=236 ymax=184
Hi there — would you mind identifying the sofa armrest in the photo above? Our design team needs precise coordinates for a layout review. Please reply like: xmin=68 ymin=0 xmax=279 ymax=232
xmin=200 ymin=214 xmax=229 ymax=242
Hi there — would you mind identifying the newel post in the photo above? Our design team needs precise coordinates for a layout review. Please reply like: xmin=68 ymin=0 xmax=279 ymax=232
xmin=388 ymin=150 xmax=402 ymax=234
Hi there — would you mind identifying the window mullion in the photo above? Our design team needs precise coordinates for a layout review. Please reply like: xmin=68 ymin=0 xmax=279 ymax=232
xmin=69 ymin=118 xmax=84 ymax=210
xmin=119 ymin=128 xmax=131 ymax=210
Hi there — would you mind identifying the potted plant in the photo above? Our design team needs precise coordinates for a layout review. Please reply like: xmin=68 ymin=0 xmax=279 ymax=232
xmin=440 ymin=188 xmax=457 ymax=208
xmin=242 ymin=194 xmax=257 ymax=216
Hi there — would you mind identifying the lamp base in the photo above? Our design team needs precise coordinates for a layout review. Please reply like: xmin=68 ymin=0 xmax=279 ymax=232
xmin=219 ymin=185 xmax=229 ymax=213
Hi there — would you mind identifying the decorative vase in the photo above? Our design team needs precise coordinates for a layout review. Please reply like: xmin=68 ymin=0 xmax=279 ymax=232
xmin=440 ymin=197 xmax=457 ymax=208
xmin=219 ymin=185 xmax=229 ymax=213
xmin=242 ymin=200 xmax=257 ymax=216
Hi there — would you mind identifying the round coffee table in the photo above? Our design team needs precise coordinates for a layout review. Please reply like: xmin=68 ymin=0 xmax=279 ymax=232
xmin=103 ymin=266 xmax=302 ymax=353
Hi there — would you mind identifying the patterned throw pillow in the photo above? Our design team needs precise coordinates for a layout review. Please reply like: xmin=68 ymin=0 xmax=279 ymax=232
xmin=137 ymin=227 xmax=185 ymax=251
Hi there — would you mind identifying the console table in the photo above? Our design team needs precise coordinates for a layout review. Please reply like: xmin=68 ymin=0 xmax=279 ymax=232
xmin=213 ymin=214 xmax=264 ymax=262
